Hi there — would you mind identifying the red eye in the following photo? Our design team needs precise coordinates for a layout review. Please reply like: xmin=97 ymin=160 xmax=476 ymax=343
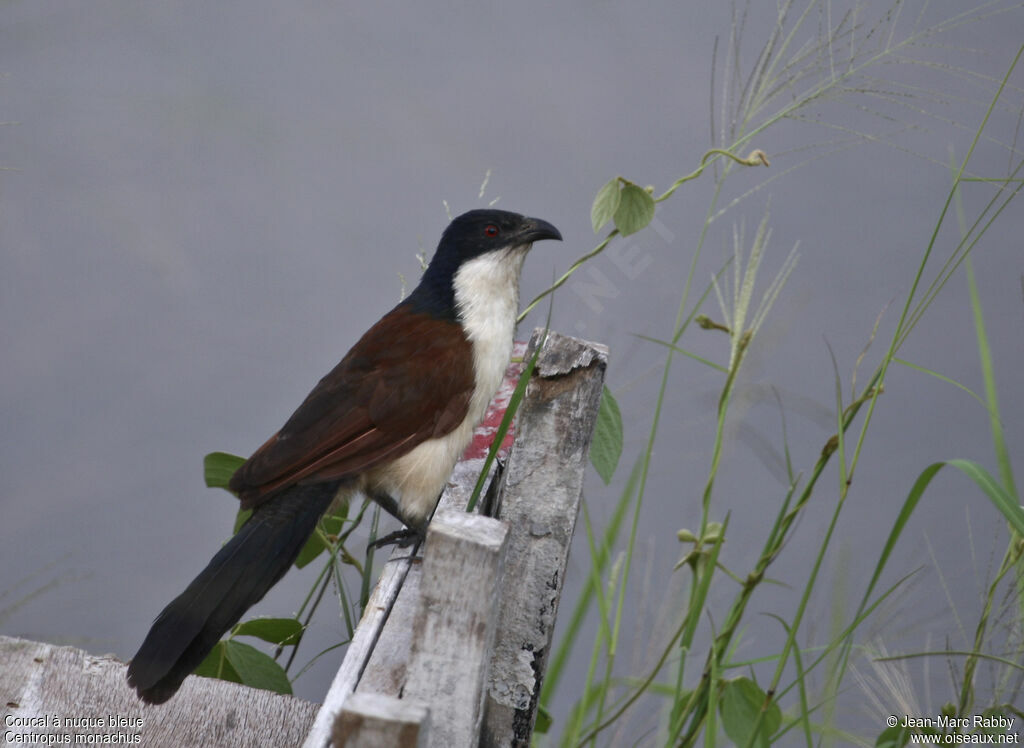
xmin=484 ymin=224 xmax=499 ymax=237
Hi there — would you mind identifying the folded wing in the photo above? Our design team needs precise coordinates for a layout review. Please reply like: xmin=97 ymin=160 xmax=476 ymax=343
xmin=229 ymin=305 xmax=474 ymax=510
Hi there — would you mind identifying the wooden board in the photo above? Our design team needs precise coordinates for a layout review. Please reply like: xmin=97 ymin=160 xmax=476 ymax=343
xmin=0 ymin=634 xmax=318 ymax=747
xmin=481 ymin=331 xmax=608 ymax=746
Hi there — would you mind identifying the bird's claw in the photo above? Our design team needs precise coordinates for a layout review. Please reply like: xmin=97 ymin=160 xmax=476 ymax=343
xmin=368 ymin=527 xmax=423 ymax=551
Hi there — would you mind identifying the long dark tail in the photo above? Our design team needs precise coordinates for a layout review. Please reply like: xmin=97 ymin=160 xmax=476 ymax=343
xmin=126 ymin=481 xmax=338 ymax=704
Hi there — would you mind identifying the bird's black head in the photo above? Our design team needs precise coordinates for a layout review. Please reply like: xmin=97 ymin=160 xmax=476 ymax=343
xmin=436 ymin=209 xmax=562 ymax=265
xmin=409 ymin=209 xmax=562 ymax=320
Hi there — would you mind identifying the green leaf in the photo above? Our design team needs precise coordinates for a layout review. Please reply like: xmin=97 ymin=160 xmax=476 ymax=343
xmin=875 ymin=724 xmax=911 ymax=748
xmin=321 ymin=509 xmax=347 ymax=537
xmin=232 ymin=508 xmax=253 ymax=535
xmin=719 ymin=677 xmax=780 ymax=748
xmin=613 ymin=183 xmax=655 ymax=237
xmin=591 ymin=178 xmax=621 ymax=233
xmin=193 ymin=641 xmax=241 ymax=683
xmin=204 ymin=451 xmax=246 ymax=491
xmin=533 ymin=704 xmax=552 ymax=734
xmin=590 ymin=386 xmax=623 ymax=484
xmin=875 ymin=722 xmax=941 ymax=747
xmin=223 ymin=640 xmax=293 ymax=695
xmin=294 ymin=531 xmax=327 ymax=568
xmin=233 ymin=617 xmax=304 ymax=646
xmin=295 ymin=507 xmax=348 ymax=568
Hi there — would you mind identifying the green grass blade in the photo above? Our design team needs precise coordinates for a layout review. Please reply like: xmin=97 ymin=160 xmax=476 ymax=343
xmin=892 ymin=358 xmax=989 ymax=412
xmin=466 ymin=327 xmax=548 ymax=513
xmin=964 ymin=257 xmax=1019 ymax=502
xmin=947 ymin=459 xmax=1024 ymax=536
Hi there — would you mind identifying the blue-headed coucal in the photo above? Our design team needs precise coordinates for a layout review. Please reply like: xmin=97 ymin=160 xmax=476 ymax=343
xmin=126 ymin=208 xmax=561 ymax=704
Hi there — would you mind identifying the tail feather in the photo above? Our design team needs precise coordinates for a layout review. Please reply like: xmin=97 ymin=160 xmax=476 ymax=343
xmin=127 ymin=481 xmax=338 ymax=704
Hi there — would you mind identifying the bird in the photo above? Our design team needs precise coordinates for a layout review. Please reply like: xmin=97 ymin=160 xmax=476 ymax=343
xmin=126 ymin=208 xmax=562 ymax=704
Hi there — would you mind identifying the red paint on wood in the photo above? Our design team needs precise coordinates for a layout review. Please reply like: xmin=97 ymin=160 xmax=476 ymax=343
xmin=462 ymin=341 xmax=527 ymax=460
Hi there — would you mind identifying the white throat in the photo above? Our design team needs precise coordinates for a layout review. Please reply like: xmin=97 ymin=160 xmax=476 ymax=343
xmin=453 ymin=245 xmax=530 ymax=424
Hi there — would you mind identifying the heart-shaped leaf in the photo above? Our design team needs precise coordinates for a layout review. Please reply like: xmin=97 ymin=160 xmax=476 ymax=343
xmin=591 ymin=178 xmax=621 ymax=233
xmin=613 ymin=184 xmax=655 ymax=237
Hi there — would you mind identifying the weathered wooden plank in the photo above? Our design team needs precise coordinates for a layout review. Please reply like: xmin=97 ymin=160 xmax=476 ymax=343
xmin=332 ymin=692 xmax=429 ymax=747
xmin=350 ymin=561 xmax=422 ymax=696
xmin=0 ymin=634 xmax=318 ymax=747
xmin=403 ymin=510 xmax=509 ymax=748
xmin=481 ymin=331 xmax=608 ymax=747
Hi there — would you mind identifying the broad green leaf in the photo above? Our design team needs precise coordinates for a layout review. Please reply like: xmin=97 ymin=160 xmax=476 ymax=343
xmin=877 ymin=723 xmax=940 ymax=746
xmin=232 ymin=508 xmax=253 ymax=535
xmin=234 ymin=617 xmax=304 ymax=646
xmin=204 ymin=451 xmax=246 ymax=491
xmin=296 ymin=508 xmax=348 ymax=568
xmin=223 ymin=639 xmax=292 ymax=695
xmin=533 ymin=704 xmax=552 ymax=734
xmin=193 ymin=641 xmax=241 ymax=683
xmin=321 ymin=509 xmax=347 ymax=536
xmin=590 ymin=386 xmax=623 ymax=484
xmin=591 ymin=178 xmax=621 ymax=233
xmin=613 ymin=184 xmax=655 ymax=237
xmin=294 ymin=531 xmax=327 ymax=568
xmin=875 ymin=724 xmax=911 ymax=748
xmin=719 ymin=677 xmax=780 ymax=748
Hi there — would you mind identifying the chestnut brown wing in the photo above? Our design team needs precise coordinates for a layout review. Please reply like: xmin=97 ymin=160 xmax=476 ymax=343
xmin=229 ymin=305 xmax=474 ymax=510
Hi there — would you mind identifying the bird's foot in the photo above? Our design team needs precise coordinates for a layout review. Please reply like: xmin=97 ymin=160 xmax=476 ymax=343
xmin=368 ymin=527 xmax=423 ymax=551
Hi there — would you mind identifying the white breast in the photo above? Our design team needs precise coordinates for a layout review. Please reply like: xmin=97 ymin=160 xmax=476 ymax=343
xmin=366 ymin=245 xmax=531 ymax=526
xmin=452 ymin=246 xmax=530 ymax=426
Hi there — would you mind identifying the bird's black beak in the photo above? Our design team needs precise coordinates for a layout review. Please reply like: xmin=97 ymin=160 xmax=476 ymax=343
xmin=520 ymin=216 xmax=563 ymax=244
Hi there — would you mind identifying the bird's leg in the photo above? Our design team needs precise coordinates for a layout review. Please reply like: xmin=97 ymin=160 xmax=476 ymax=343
xmin=365 ymin=488 xmax=404 ymax=526
xmin=366 ymin=488 xmax=426 ymax=550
